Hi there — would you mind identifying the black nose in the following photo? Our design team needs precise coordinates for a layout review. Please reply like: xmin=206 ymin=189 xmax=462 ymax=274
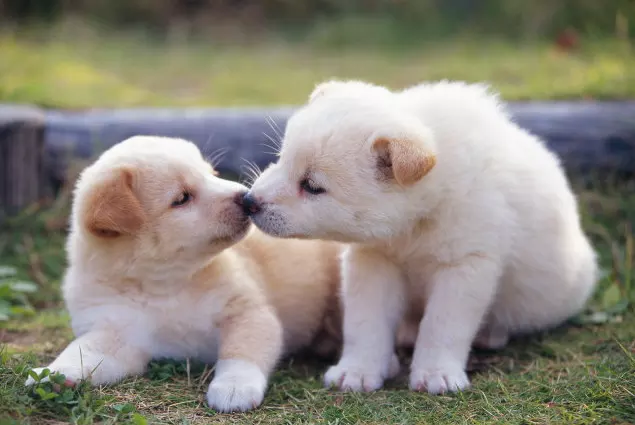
xmin=238 ymin=192 xmax=262 ymax=215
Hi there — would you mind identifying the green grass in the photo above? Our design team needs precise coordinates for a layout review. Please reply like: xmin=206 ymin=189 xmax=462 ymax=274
xmin=1 ymin=178 xmax=634 ymax=424
xmin=0 ymin=23 xmax=634 ymax=108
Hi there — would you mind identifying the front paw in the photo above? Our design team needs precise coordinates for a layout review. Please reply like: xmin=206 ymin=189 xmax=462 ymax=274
xmin=409 ymin=362 xmax=470 ymax=394
xmin=207 ymin=359 xmax=267 ymax=413
xmin=324 ymin=353 xmax=400 ymax=392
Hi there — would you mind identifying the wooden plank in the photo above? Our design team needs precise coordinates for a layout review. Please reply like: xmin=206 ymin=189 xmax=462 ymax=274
xmin=42 ymin=102 xmax=635 ymax=183
xmin=1 ymin=101 xmax=635 ymax=216
xmin=0 ymin=106 xmax=46 ymax=218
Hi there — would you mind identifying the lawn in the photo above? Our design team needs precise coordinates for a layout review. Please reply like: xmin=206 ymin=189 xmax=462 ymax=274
xmin=1 ymin=27 xmax=635 ymax=425
xmin=1 ymin=24 xmax=635 ymax=108
xmin=1 ymin=179 xmax=634 ymax=425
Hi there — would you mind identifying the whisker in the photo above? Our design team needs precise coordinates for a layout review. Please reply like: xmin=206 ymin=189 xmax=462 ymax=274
xmin=202 ymin=133 xmax=217 ymax=154
xmin=262 ymin=132 xmax=282 ymax=157
xmin=206 ymin=147 xmax=230 ymax=169
xmin=261 ymin=143 xmax=281 ymax=157
xmin=266 ymin=115 xmax=283 ymax=140
xmin=240 ymin=158 xmax=263 ymax=187
xmin=263 ymin=132 xmax=281 ymax=149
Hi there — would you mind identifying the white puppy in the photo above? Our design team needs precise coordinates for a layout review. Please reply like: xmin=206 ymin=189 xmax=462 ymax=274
xmin=25 ymin=136 xmax=343 ymax=412
xmin=244 ymin=80 xmax=598 ymax=394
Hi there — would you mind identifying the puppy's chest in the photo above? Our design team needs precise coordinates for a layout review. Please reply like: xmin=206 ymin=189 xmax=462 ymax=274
xmin=383 ymin=241 xmax=442 ymax=296
xmin=133 ymin=292 xmax=223 ymax=363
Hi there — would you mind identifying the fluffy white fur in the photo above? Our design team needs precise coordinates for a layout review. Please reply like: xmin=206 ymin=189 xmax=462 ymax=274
xmin=25 ymin=136 xmax=343 ymax=412
xmin=246 ymin=80 xmax=599 ymax=394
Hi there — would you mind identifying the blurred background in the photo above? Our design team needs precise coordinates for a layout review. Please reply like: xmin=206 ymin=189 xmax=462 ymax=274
xmin=1 ymin=0 xmax=634 ymax=108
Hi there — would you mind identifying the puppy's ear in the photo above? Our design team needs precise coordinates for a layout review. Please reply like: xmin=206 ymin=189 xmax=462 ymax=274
xmin=309 ymin=80 xmax=345 ymax=103
xmin=83 ymin=169 xmax=145 ymax=238
xmin=372 ymin=136 xmax=436 ymax=186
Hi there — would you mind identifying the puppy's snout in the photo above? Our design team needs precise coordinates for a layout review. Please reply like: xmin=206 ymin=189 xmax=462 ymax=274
xmin=233 ymin=191 xmax=248 ymax=208
xmin=237 ymin=192 xmax=262 ymax=216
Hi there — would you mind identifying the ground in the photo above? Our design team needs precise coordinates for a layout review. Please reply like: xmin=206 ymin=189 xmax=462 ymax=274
xmin=1 ymin=29 xmax=635 ymax=425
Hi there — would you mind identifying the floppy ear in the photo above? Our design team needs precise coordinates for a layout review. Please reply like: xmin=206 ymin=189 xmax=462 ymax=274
xmin=372 ymin=136 xmax=436 ymax=186
xmin=83 ymin=169 xmax=145 ymax=238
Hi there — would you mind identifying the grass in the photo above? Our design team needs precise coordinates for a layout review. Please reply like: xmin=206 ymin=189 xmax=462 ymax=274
xmin=0 ymin=23 xmax=634 ymax=108
xmin=0 ymin=177 xmax=634 ymax=425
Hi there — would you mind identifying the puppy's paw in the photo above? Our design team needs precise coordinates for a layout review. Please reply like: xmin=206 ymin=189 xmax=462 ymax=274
xmin=409 ymin=363 xmax=470 ymax=394
xmin=324 ymin=353 xmax=399 ymax=392
xmin=207 ymin=359 xmax=267 ymax=413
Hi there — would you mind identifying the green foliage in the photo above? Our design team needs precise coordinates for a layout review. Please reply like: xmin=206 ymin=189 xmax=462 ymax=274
xmin=0 ymin=361 xmax=151 ymax=425
xmin=2 ymin=0 xmax=634 ymax=41
xmin=0 ymin=266 xmax=37 ymax=321
xmin=147 ymin=360 xmax=189 ymax=382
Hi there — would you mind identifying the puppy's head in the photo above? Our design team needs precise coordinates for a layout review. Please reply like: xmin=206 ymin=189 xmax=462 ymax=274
xmin=71 ymin=136 xmax=250 ymax=269
xmin=246 ymin=80 xmax=437 ymax=243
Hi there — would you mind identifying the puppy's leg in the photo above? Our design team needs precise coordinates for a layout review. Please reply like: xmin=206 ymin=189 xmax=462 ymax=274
xmin=410 ymin=256 xmax=500 ymax=394
xmin=324 ymin=246 xmax=404 ymax=392
xmin=25 ymin=329 xmax=149 ymax=386
xmin=207 ymin=304 xmax=283 ymax=413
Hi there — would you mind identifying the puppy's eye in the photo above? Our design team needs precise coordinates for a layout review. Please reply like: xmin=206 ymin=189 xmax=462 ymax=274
xmin=172 ymin=191 xmax=192 ymax=207
xmin=300 ymin=178 xmax=326 ymax=195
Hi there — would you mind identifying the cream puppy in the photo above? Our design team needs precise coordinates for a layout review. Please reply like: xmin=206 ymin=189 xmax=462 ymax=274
xmin=244 ymin=80 xmax=598 ymax=394
xmin=25 ymin=136 xmax=342 ymax=412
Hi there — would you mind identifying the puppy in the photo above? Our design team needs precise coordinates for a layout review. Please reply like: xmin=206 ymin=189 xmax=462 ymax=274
xmin=25 ymin=136 xmax=342 ymax=412
xmin=244 ymin=80 xmax=598 ymax=394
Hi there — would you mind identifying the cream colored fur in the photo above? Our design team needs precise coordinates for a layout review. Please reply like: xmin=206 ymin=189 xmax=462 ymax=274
xmin=246 ymin=80 xmax=598 ymax=394
xmin=25 ymin=136 xmax=342 ymax=412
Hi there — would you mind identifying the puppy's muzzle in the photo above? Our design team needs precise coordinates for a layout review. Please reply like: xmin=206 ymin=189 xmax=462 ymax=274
xmin=236 ymin=191 xmax=262 ymax=216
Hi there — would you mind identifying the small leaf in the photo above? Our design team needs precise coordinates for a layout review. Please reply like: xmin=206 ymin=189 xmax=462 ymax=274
xmin=602 ymin=283 xmax=623 ymax=310
xmin=10 ymin=306 xmax=35 ymax=316
xmin=131 ymin=413 xmax=148 ymax=425
xmin=0 ymin=284 xmax=13 ymax=298
xmin=51 ymin=373 xmax=66 ymax=385
xmin=27 ymin=369 xmax=40 ymax=382
xmin=61 ymin=390 xmax=74 ymax=402
xmin=606 ymin=299 xmax=630 ymax=314
xmin=10 ymin=281 xmax=38 ymax=293
xmin=113 ymin=403 xmax=135 ymax=414
xmin=575 ymin=311 xmax=611 ymax=325
xmin=35 ymin=387 xmax=58 ymax=400
xmin=0 ymin=266 xmax=17 ymax=278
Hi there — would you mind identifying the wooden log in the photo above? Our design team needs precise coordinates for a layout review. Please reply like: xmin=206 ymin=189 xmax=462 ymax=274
xmin=43 ymin=102 xmax=635 ymax=186
xmin=43 ymin=107 xmax=295 ymax=183
xmin=2 ymin=101 xmax=635 ymax=215
xmin=0 ymin=105 xmax=46 ymax=218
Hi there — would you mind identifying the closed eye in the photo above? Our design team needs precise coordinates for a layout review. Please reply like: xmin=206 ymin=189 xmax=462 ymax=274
xmin=172 ymin=191 xmax=193 ymax=207
xmin=299 ymin=178 xmax=326 ymax=195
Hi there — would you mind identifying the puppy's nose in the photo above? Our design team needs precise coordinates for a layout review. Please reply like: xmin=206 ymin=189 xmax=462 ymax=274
xmin=238 ymin=192 xmax=262 ymax=215
xmin=233 ymin=191 xmax=248 ymax=207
